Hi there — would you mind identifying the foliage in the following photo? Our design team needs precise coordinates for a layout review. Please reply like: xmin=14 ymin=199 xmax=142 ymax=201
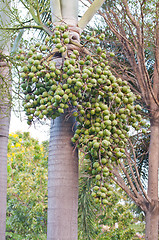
xmin=6 ymin=132 xmax=145 ymax=239
xmin=6 ymin=132 xmax=48 ymax=239
xmin=95 ymin=194 xmax=144 ymax=240
xmin=78 ymin=159 xmax=145 ymax=239
xmin=78 ymin=167 xmax=97 ymax=240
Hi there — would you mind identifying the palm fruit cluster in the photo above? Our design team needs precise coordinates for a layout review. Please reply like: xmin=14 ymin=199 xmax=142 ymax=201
xmin=17 ymin=25 xmax=146 ymax=204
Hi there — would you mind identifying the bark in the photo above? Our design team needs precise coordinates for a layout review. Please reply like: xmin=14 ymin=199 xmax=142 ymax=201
xmin=48 ymin=1 xmax=79 ymax=239
xmin=47 ymin=113 xmax=78 ymax=240
xmin=0 ymin=106 xmax=10 ymax=240
xmin=145 ymin=116 xmax=159 ymax=240
xmin=0 ymin=62 xmax=11 ymax=240
xmin=0 ymin=1 xmax=11 ymax=238
xmin=145 ymin=206 xmax=158 ymax=240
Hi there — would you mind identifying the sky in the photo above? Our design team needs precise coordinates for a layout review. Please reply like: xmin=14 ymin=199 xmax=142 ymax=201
xmin=9 ymin=111 xmax=50 ymax=142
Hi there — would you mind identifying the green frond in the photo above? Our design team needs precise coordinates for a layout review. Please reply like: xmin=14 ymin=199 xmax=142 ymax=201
xmin=78 ymin=0 xmax=105 ymax=30
xmin=78 ymin=174 xmax=98 ymax=240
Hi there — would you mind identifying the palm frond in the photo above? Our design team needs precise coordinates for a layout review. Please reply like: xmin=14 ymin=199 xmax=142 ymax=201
xmin=78 ymin=173 xmax=98 ymax=240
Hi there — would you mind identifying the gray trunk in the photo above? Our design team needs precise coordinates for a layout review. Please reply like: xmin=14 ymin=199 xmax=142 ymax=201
xmin=0 ymin=1 xmax=11 ymax=237
xmin=0 ymin=109 xmax=10 ymax=240
xmin=145 ymin=121 xmax=159 ymax=240
xmin=145 ymin=207 xmax=158 ymax=240
xmin=0 ymin=65 xmax=11 ymax=240
xmin=47 ymin=112 xmax=78 ymax=240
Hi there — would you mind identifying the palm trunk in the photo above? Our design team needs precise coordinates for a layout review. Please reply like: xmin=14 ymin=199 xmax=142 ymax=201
xmin=47 ymin=1 xmax=108 ymax=239
xmin=47 ymin=1 xmax=79 ymax=239
xmin=0 ymin=1 xmax=11 ymax=238
xmin=0 ymin=104 xmax=10 ymax=240
xmin=0 ymin=63 xmax=11 ymax=239
xmin=145 ymin=119 xmax=159 ymax=240
xmin=47 ymin=113 xmax=78 ymax=240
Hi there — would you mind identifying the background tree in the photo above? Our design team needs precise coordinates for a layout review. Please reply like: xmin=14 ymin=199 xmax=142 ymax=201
xmin=6 ymin=132 xmax=48 ymax=240
xmin=0 ymin=1 xmax=24 ymax=237
xmin=80 ymin=0 xmax=159 ymax=239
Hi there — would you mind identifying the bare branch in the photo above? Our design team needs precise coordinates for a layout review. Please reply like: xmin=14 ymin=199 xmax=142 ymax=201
xmin=119 ymin=161 xmax=142 ymax=200
xmin=111 ymin=167 xmax=138 ymax=201
xmin=109 ymin=8 xmax=137 ymax=51
xmin=127 ymin=140 xmax=151 ymax=203
xmin=111 ymin=167 xmax=147 ymax=212
xmin=153 ymin=3 xmax=159 ymax=99
xmin=124 ymin=155 xmax=144 ymax=197
xmin=122 ymin=0 xmax=140 ymax=31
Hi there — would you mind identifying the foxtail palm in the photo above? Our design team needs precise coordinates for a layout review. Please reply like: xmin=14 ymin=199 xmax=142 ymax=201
xmin=47 ymin=1 xmax=105 ymax=239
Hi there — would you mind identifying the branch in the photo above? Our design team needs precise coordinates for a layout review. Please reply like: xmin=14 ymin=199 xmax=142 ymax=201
xmin=101 ymin=11 xmax=148 ymax=97
xmin=124 ymin=17 xmax=138 ymax=49
xmin=29 ymin=4 xmax=41 ymax=25
xmin=127 ymin=139 xmax=151 ymax=203
xmin=99 ymin=9 xmax=139 ymax=68
xmin=35 ymin=0 xmax=41 ymax=23
xmin=20 ymin=0 xmax=54 ymax=36
xmin=124 ymin=155 xmax=144 ymax=197
xmin=153 ymin=3 xmax=159 ymax=100
xmin=19 ymin=0 xmax=30 ymax=11
xmin=109 ymin=8 xmax=137 ymax=52
xmin=137 ymin=47 xmax=159 ymax=106
xmin=119 ymin=161 xmax=142 ymax=199
xmin=0 ymin=24 xmax=53 ymax=36
xmin=122 ymin=0 xmax=140 ymax=30
xmin=0 ymin=25 xmax=43 ymax=31
xmin=111 ymin=167 xmax=136 ymax=201
xmin=99 ymin=7 xmax=154 ymax=106
xmin=140 ymin=0 xmax=145 ymax=49
xmin=111 ymin=167 xmax=147 ymax=212
xmin=120 ymin=1 xmax=154 ymax=104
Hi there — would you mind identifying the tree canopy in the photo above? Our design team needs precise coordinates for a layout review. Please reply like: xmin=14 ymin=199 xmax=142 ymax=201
xmin=6 ymin=132 xmax=48 ymax=239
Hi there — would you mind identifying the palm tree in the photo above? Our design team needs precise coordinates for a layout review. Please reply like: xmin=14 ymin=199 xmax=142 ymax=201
xmin=0 ymin=0 xmax=105 ymax=239
xmin=47 ymin=1 xmax=105 ymax=239
xmin=0 ymin=1 xmax=11 ymax=239
xmin=0 ymin=1 xmax=24 ymax=238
